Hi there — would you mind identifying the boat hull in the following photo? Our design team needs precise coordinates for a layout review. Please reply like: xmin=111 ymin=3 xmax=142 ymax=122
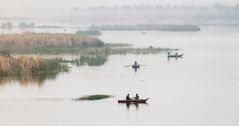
xmin=118 ymin=98 xmax=149 ymax=103
xmin=168 ymin=54 xmax=184 ymax=58
xmin=132 ymin=65 xmax=140 ymax=69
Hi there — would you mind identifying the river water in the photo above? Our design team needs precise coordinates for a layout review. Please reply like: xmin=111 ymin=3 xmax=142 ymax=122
xmin=0 ymin=26 xmax=239 ymax=126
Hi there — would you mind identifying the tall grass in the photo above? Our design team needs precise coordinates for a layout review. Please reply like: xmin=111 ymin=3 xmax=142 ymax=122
xmin=0 ymin=33 xmax=176 ymax=55
xmin=79 ymin=55 xmax=107 ymax=66
xmin=0 ymin=55 xmax=69 ymax=76
xmin=0 ymin=33 xmax=104 ymax=50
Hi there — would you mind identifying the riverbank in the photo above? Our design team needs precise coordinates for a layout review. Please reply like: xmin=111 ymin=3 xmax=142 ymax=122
xmin=0 ymin=33 xmax=176 ymax=55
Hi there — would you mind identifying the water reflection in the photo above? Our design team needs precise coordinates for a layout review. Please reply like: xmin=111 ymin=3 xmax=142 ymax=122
xmin=133 ymin=67 xmax=139 ymax=73
xmin=0 ymin=74 xmax=58 ymax=87
xmin=0 ymin=55 xmax=108 ymax=86
xmin=167 ymin=56 xmax=183 ymax=61
xmin=119 ymin=103 xmax=148 ymax=111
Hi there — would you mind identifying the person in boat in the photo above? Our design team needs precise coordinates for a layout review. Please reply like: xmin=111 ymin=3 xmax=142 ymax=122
xmin=126 ymin=94 xmax=131 ymax=100
xmin=175 ymin=52 xmax=178 ymax=56
xmin=134 ymin=93 xmax=139 ymax=100
xmin=134 ymin=61 xmax=137 ymax=66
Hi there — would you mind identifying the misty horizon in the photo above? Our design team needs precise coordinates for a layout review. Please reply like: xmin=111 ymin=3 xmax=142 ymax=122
xmin=0 ymin=0 xmax=239 ymax=17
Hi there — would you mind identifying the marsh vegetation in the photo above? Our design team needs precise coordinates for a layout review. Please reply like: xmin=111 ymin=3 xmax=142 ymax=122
xmin=0 ymin=33 xmax=175 ymax=55
xmin=0 ymin=56 xmax=69 ymax=76
xmin=0 ymin=33 xmax=104 ymax=51
xmin=0 ymin=32 xmax=176 ymax=82
xmin=75 ymin=94 xmax=113 ymax=101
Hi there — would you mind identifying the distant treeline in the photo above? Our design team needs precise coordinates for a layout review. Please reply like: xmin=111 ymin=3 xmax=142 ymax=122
xmin=0 ymin=21 xmax=66 ymax=29
xmin=19 ymin=22 xmax=35 ymax=29
xmin=1 ymin=22 xmax=35 ymax=29
xmin=90 ymin=24 xmax=201 ymax=31
xmin=76 ymin=30 xmax=102 ymax=36
xmin=70 ymin=4 xmax=239 ymax=25
xmin=1 ymin=21 xmax=13 ymax=29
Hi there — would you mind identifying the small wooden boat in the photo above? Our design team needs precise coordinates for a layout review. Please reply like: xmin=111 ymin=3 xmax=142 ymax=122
xmin=118 ymin=98 xmax=149 ymax=103
xmin=132 ymin=65 xmax=140 ymax=69
xmin=168 ymin=54 xmax=184 ymax=58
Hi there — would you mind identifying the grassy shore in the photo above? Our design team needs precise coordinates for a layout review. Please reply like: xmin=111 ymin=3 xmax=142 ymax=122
xmin=0 ymin=33 xmax=176 ymax=56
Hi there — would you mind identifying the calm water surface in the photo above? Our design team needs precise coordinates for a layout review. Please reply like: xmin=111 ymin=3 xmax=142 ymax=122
xmin=0 ymin=27 xmax=239 ymax=126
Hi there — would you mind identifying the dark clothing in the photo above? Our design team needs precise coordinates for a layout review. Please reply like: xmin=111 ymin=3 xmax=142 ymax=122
xmin=134 ymin=94 xmax=139 ymax=100
xmin=126 ymin=95 xmax=130 ymax=100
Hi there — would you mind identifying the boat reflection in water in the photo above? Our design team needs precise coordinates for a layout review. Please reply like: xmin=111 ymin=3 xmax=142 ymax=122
xmin=125 ymin=102 xmax=148 ymax=109
xmin=118 ymin=98 xmax=149 ymax=110
xmin=132 ymin=61 xmax=140 ymax=73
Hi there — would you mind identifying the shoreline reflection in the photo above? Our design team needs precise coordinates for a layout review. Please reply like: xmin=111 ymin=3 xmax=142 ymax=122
xmin=0 ymin=74 xmax=58 ymax=87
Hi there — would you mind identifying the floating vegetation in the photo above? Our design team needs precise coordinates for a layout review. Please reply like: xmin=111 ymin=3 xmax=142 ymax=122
xmin=59 ymin=55 xmax=107 ymax=66
xmin=75 ymin=94 xmax=113 ymax=101
xmin=79 ymin=55 xmax=107 ymax=66
xmin=109 ymin=47 xmax=177 ymax=55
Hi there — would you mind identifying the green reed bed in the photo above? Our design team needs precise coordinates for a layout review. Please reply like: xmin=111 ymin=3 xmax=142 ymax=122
xmin=14 ymin=46 xmax=176 ymax=56
xmin=109 ymin=47 xmax=177 ymax=55
xmin=75 ymin=94 xmax=113 ymax=101
xmin=79 ymin=55 xmax=107 ymax=66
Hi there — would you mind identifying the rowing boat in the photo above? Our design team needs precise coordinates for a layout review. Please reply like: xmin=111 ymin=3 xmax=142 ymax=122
xmin=118 ymin=98 xmax=149 ymax=103
xmin=132 ymin=65 xmax=140 ymax=69
xmin=167 ymin=54 xmax=184 ymax=58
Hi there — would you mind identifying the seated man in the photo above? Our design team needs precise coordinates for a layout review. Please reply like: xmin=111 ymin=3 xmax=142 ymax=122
xmin=126 ymin=94 xmax=131 ymax=100
xmin=134 ymin=93 xmax=139 ymax=100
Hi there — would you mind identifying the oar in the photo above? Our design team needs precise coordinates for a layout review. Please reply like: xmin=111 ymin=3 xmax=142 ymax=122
xmin=124 ymin=65 xmax=132 ymax=67
xmin=140 ymin=65 xmax=147 ymax=66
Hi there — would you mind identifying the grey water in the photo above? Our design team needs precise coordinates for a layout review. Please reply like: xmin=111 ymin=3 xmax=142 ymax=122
xmin=0 ymin=26 xmax=239 ymax=126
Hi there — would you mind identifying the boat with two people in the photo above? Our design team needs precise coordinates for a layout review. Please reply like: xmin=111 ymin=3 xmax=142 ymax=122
xmin=118 ymin=94 xmax=149 ymax=103
xmin=167 ymin=52 xmax=184 ymax=58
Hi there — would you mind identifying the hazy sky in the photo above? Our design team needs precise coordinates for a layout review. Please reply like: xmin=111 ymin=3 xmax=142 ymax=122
xmin=0 ymin=0 xmax=238 ymax=16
